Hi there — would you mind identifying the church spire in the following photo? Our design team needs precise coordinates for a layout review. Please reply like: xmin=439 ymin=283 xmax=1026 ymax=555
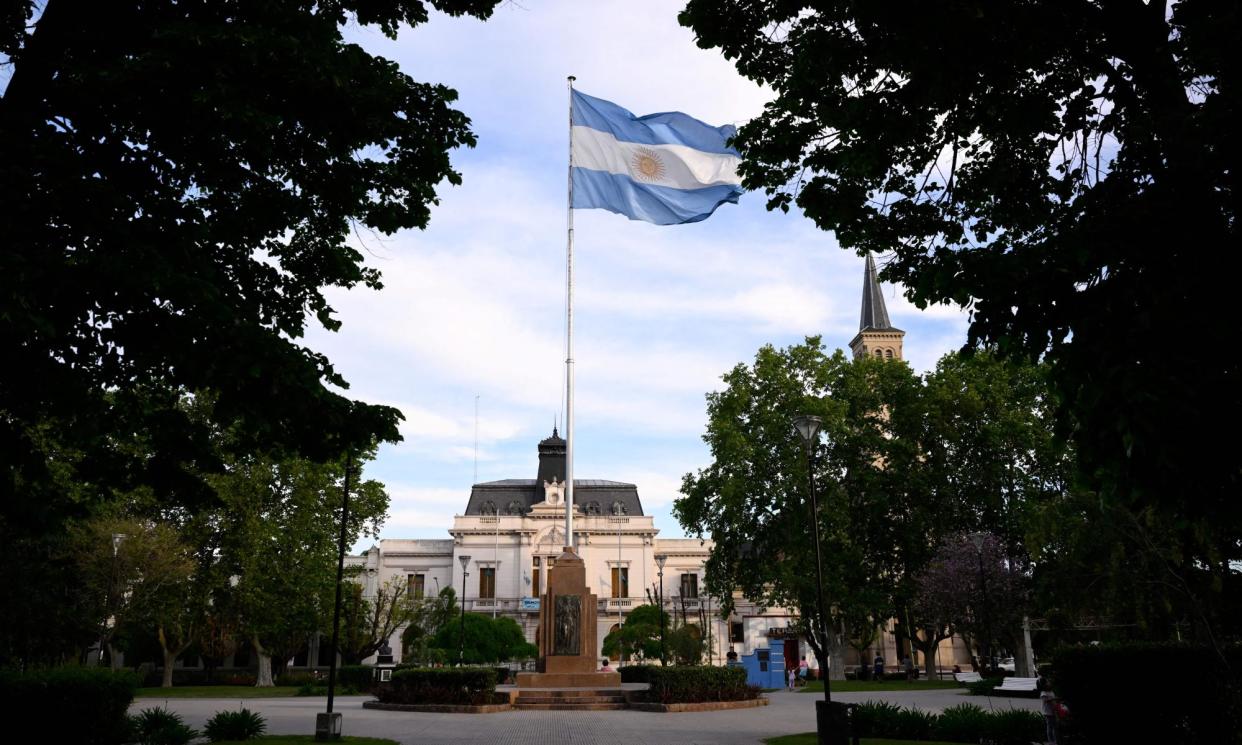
xmin=859 ymin=252 xmax=894 ymax=331
xmin=849 ymin=253 xmax=905 ymax=361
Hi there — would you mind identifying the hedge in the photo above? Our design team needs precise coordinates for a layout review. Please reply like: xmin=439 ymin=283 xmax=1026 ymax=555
xmin=619 ymin=664 xmax=657 ymax=684
xmin=0 ymin=667 xmax=139 ymax=745
xmin=641 ymin=665 xmax=758 ymax=704
xmin=849 ymin=701 xmax=1042 ymax=744
xmin=1051 ymin=642 xmax=1242 ymax=745
xmin=338 ymin=665 xmax=375 ymax=691
xmin=375 ymin=666 xmax=498 ymax=706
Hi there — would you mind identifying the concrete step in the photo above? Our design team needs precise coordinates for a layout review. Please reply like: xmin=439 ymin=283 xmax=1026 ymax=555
xmin=515 ymin=689 xmax=625 ymax=700
xmin=516 ymin=695 xmax=626 ymax=705
xmin=513 ymin=702 xmax=628 ymax=711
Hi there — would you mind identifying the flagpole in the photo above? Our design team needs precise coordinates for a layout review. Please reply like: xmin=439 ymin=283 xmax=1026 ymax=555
xmin=565 ymin=74 xmax=576 ymax=553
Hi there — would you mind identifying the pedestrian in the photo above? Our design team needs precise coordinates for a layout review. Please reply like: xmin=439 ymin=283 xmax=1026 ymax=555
xmin=1039 ymin=677 xmax=1059 ymax=744
xmin=599 ymin=658 xmax=613 ymax=673
xmin=902 ymin=654 xmax=914 ymax=682
xmin=872 ymin=653 xmax=884 ymax=681
xmin=798 ymin=655 xmax=809 ymax=684
xmin=788 ymin=666 xmax=797 ymax=691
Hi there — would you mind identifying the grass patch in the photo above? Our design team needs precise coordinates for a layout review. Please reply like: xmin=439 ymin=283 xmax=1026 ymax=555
xmin=135 ymin=686 xmax=301 ymax=698
xmin=766 ymin=735 xmax=962 ymax=745
xmin=799 ymin=680 xmax=961 ymax=693
xmin=211 ymin=738 xmax=397 ymax=745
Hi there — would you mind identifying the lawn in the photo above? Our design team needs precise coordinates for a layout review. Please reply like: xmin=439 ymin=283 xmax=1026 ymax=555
xmin=799 ymin=679 xmax=961 ymax=693
xmin=135 ymin=686 xmax=302 ymax=698
xmin=211 ymin=738 xmax=397 ymax=745
xmin=766 ymin=735 xmax=962 ymax=745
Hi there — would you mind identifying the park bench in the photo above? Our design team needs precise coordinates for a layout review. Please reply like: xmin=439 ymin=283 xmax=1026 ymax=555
xmin=996 ymin=676 xmax=1039 ymax=693
xmin=954 ymin=672 xmax=982 ymax=684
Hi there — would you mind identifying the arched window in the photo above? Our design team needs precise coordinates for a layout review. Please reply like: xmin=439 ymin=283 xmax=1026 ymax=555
xmin=885 ymin=349 xmax=893 ymax=359
xmin=586 ymin=501 xmax=602 ymax=515
xmin=481 ymin=500 xmax=497 ymax=515
xmin=874 ymin=348 xmax=883 ymax=358
xmin=505 ymin=500 xmax=525 ymax=515
xmin=610 ymin=500 xmax=628 ymax=515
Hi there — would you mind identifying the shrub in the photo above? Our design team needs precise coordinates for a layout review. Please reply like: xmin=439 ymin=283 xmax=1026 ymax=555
xmin=275 ymin=670 xmax=319 ymax=687
xmin=130 ymin=706 xmax=198 ymax=745
xmin=933 ymin=703 xmax=990 ymax=742
xmin=376 ymin=666 xmax=498 ymax=706
xmin=219 ymin=673 xmax=257 ymax=686
xmin=204 ymin=708 xmax=267 ymax=742
xmin=890 ymin=707 xmax=935 ymax=740
xmin=0 ymin=666 xmax=138 ymax=745
xmin=619 ymin=664 xmax=658 ymax=684
xmin=984 ymin=708 xmax=1044 ymax=745
xmin=965 ymin=677 xmax=1003 ymax=696
xmin=338 ymin=665 xmax=375 ymax=691
xmin=849 ymin=701 xmax=902 ymax=738
xmin=1052 ymin=643 xmax=1242 ymax=745
xmin=642 ymin=665 xmax=757 ymax=704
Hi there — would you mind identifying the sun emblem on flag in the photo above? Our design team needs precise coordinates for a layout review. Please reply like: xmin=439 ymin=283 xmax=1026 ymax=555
xmin=630 ymin=147 xmax=667 ymax=183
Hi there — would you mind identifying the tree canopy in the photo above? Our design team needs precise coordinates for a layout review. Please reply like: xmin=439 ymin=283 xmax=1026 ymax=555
xmin=679 ymin=0 xmax=1240 ymax=626
xmin=0 ymin=0 xmax=500 ymax=530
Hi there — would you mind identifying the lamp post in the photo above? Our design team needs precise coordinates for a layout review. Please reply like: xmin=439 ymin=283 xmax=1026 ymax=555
xmin=654 ymin=554 xmax=667 ymax=666
xmin=793 ymin=413 xmax=843 ymax=745
xmin=969 ymin=533 xmax=992 ymax=676
xmin=458 ymin=555 xmax=471 ymax=666
xmin=99 ymin=532 xmax=127 ymax=667
xmin=317 ymin=453 xmax=352 ymax=742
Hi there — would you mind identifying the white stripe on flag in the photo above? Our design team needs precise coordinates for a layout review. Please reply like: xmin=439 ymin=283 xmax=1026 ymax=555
xmin=571 ymin=125 xmax=741 ymax=191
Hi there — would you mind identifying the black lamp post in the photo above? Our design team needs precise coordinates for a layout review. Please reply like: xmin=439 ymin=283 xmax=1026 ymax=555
xmin=458 ymin=554 xmax=471 ymax=666
xmin=793 ymin=413 xmax=845 ymax=745
xmin=654 ymin=553 xmax=667 ymax=666
xmin=317 ymin=453 xmax=352 ymax=742
xmin=969 ymin=533 xmax=992 ymax=676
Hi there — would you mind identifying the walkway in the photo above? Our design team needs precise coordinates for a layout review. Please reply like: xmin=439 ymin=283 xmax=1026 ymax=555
xmin=137 ymin=688 xmax=1040 ymax=745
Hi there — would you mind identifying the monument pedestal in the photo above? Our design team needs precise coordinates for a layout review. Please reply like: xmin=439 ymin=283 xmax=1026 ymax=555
xmin=515 ymin=547 xmax=622 ymax=695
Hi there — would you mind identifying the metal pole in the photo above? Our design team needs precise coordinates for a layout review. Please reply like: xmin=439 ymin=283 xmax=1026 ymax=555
xmin=659 ymin=569 xmax=666 ymax=666
xmin=806 ymin=442 xmax=832 ymax=705
xmin=493 ymin=515 xmax=499 ymax=619
xmin=459 ymin=568 xmax=469 ymax=666
xmin=564 ymin=74 xmax=576 ymax=553
xmin=618 ymin=518 xmax=623 ymax=662
xmin=326 ymin=453 xmax=353 ymax=716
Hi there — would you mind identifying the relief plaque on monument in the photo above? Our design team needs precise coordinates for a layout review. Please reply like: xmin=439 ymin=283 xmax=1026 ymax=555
xmin=553 ymin=595 xmax=581 ymax=655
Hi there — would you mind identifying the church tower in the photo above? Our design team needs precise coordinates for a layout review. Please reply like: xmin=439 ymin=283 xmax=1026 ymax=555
xmin=848 ymin=253 xmax=905 ymax=361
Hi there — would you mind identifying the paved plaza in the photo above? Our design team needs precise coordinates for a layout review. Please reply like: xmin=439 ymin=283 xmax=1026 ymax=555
xmin=137 ymin=688 xmax=1041 ymax=745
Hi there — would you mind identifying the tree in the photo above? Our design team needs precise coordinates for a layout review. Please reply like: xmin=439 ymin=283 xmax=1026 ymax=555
xmin=680 ymin=0 xmax=1240 ymax=644
xmin=70 ymin=515 xmax=195 ymax=670
xmin=340 ymin=578 xmax=414 ymax=665
xmin=602 ymin=604 xmax=667 ymax=663
xmin=401 ymin=586 xmax=458 ymax=664
xmin=429 ymin=614 xmax=537 ymax=665
xmin=678 ymin=339 xmax=1064 ymax=678
xmin=914 ymin=533 xmax=1027 ymax=675
xmin=1 ymin=2 xmax=502 ymax=614
xmin=213 ymin=451 xmax=389 ymax=686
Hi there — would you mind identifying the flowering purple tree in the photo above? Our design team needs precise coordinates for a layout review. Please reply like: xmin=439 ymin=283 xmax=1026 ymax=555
xmin=913 ymin=532 xmax=1027 ymax=674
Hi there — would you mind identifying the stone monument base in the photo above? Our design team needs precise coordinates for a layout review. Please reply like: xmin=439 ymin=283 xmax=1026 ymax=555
xmin=515 ymin=671 xmax=621 ymax=688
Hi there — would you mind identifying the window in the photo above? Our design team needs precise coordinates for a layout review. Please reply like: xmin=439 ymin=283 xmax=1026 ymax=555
xmin=479 ymin=567 xmax=495 ymax=599
xmin=680 ymin=573 xmax=698 ymax=599
xmin=874 ymin=348 xmax=883 ymax=358
xmin=611 ymin=567 xmax=629 ymax=598
xmin=409 ymin=573 xmax=425 ymax=599
xmin=532 ymin=557 xmax=540 ymax=597
xmin=730 ymin=621 xmax=744 ymax=644
xmin=885 ymin=348 xmax=893 ymax=359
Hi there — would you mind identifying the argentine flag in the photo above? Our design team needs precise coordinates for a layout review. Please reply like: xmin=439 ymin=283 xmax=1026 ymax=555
xmin=571 ymin=90 xmax=743 ymax=225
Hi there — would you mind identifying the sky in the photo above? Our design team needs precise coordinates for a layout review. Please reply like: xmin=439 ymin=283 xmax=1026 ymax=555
xmin=304 ymin=0 xmax=973 ymax=547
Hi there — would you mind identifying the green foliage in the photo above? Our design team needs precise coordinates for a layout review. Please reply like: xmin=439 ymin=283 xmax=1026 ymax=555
xmin=678 ymin=343 xmax=1059 ymax=671
xmin=666 ymin=623 xmax=705 ymax=665
xmin=376 ymin=667 xmax=498 ymax=706
xmin=602 ymin=603 xmax=667 ymax=662
xmin=203 ymin=708 xmax=267 ymax=742
xmin=964 ymin=678 xmax=1003 ymax=697
xmin=338 ymin=665 xmax=376 ymax=692
xmin=1052 ymin=643 xmax=1242 ymax=745
xmin=642 ymin=665 xmax=757 ymax=704
xmin=130 ymin=706 xmax=198 ymax=745
xmin=680 ymin=0 xmax=1240 ymax=647
xmin=931 ymin=704 xmax=990 ymax=743
xmin=849 ymin=701 xmax=904 ymax=738
xmin=0 ymin=667 xmax=138 ymax=745
xmin=985 ymin=710 xmax=1045 ymax=745
xmin=429 ymin=613 xmax=536 ymax=664
xmin=619 ymin=664 xmax=657 ymax=684
xmin=340 ymin=579 xmax=415 ymax=664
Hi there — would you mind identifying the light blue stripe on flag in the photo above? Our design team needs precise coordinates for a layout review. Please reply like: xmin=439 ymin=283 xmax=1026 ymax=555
xmin=572 ymin=90 xmax=739 ymax=155
xmin=572 ymin=168 xmax=742 ymax=226
xmin=570 ymin=90 xmax=744 ymax=225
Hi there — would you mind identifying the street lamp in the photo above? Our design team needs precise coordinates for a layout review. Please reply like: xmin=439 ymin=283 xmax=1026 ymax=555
xmin=793 ymin=413 xmax=844 ymax=745
xmin=654 ymin=554 xmax=667 ymax=666
xmin=458 ymin=555 xmax=471 ymax=666
xmin=969 ymin=533 xmax=992 ymax=676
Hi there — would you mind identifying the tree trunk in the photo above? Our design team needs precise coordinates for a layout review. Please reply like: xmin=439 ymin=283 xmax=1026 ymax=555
xmin=827 ymin=636 xmax=846 ymax=681
xmin=254 ymin=636 xmax=274 ymax=687
xmin=161 ymin=649 xmax=177 ymax=688
xmin=106 ymin=641 xmax=122 ymax=671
